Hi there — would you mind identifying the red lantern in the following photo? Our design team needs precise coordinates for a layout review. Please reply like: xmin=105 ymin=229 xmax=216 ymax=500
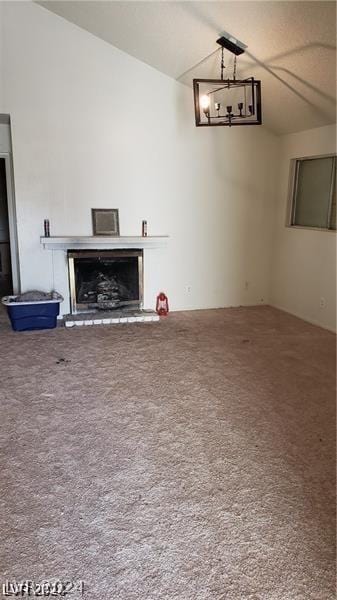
xmin=156 ymin=292 xmax=169 ymax=316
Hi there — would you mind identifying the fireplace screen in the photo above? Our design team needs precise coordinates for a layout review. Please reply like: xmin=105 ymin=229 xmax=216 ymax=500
xmin=68 ymin=250 xmax=143 ymax=314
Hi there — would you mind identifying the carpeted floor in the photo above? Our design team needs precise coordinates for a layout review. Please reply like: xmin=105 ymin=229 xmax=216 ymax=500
xmin=0 ymin=306 xmax=335 ymax=600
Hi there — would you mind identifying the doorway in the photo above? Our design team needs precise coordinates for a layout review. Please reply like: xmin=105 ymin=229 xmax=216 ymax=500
xmin=0 ymin=116 xmax=20 ymax=297
xmin=0 ymin=158 xmax=12 ymax=296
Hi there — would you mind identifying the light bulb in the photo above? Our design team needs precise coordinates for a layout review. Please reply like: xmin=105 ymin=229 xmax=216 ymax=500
xmin=200 ymin=95 xmax=210 ymax=111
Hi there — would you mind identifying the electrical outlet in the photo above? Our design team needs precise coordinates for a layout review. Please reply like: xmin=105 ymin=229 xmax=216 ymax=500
xmin=320 ymin=297 xmax=326 ymax=309
xmin=186 ymin=285 xmax=191 ymax=293
xmin=244 ymin=280 xmax=249 ymax=291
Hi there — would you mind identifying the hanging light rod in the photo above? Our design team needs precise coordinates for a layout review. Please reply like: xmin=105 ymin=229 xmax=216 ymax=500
xmin=193 ymin=33 xmax=262 ymax=128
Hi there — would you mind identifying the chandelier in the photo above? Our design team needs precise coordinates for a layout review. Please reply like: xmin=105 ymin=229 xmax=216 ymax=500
xmin=193 ymin=35 xmax=262 ymax=127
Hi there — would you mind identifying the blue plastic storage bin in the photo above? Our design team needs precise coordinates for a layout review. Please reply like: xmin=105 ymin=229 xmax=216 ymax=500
xmin=2 ymin=293 xmax=63 ymax=331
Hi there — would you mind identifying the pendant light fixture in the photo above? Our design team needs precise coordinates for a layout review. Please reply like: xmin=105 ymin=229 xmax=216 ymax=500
xmin=193 ymin=34 xmax=262 ymax=127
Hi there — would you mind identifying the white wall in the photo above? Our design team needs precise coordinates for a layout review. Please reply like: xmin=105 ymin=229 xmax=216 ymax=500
xmin=2 ymin=1 xmax=279 ymax=314
xmin=0 ymin=2 xmax=4 ymax=112
xmin=270 ymin=124 xmax=336 ymax=331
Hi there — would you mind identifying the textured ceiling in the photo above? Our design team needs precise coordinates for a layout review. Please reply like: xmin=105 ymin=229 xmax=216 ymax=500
xmin=37 ymin=1 xmax=336 ymax=135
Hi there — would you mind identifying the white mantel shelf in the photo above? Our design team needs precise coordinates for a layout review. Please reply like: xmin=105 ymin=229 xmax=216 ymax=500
xmin=40 ymin=235 xmax=169 ymax=250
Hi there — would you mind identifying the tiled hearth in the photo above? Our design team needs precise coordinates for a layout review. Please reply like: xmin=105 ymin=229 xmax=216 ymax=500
xmin=63 ymin=308 xmax=159 ymax=328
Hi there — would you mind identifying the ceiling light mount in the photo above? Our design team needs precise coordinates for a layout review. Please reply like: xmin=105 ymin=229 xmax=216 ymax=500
xmin=216 ymin=35 xmax=245 ymax=56
xmin=193 ymin=34 xmax=262 ymax=127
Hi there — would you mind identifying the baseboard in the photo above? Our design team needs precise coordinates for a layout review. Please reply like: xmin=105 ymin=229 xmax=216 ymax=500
xmin=168 ymin=301 xmax=267 ymax=313
xmin=270 ymin=302 xmax=336 ymax=333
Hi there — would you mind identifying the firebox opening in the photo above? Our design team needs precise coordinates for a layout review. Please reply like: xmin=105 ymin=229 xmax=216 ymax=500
xmin=68 ymin=249 xmax=143 ymax=314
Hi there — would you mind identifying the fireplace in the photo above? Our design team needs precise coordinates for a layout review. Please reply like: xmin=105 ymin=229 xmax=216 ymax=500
xmin=68 ymin=249 xmax=143 ymax=314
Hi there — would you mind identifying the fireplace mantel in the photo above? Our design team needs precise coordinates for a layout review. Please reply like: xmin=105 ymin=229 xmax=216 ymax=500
xmin=40 ymin=235 xmax=169 ymax=250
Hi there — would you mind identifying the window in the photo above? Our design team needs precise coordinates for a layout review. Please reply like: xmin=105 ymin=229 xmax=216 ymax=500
xmin=289 ymin=155 xmax=336 ymax=231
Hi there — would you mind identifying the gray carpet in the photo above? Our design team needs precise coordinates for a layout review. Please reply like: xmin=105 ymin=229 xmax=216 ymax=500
xmin=0 ymin=306 xmax=335 ymax=599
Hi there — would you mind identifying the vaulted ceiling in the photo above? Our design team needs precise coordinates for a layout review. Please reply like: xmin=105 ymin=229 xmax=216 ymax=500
xmin=37 ymin=1 xmax=336 ymax=135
